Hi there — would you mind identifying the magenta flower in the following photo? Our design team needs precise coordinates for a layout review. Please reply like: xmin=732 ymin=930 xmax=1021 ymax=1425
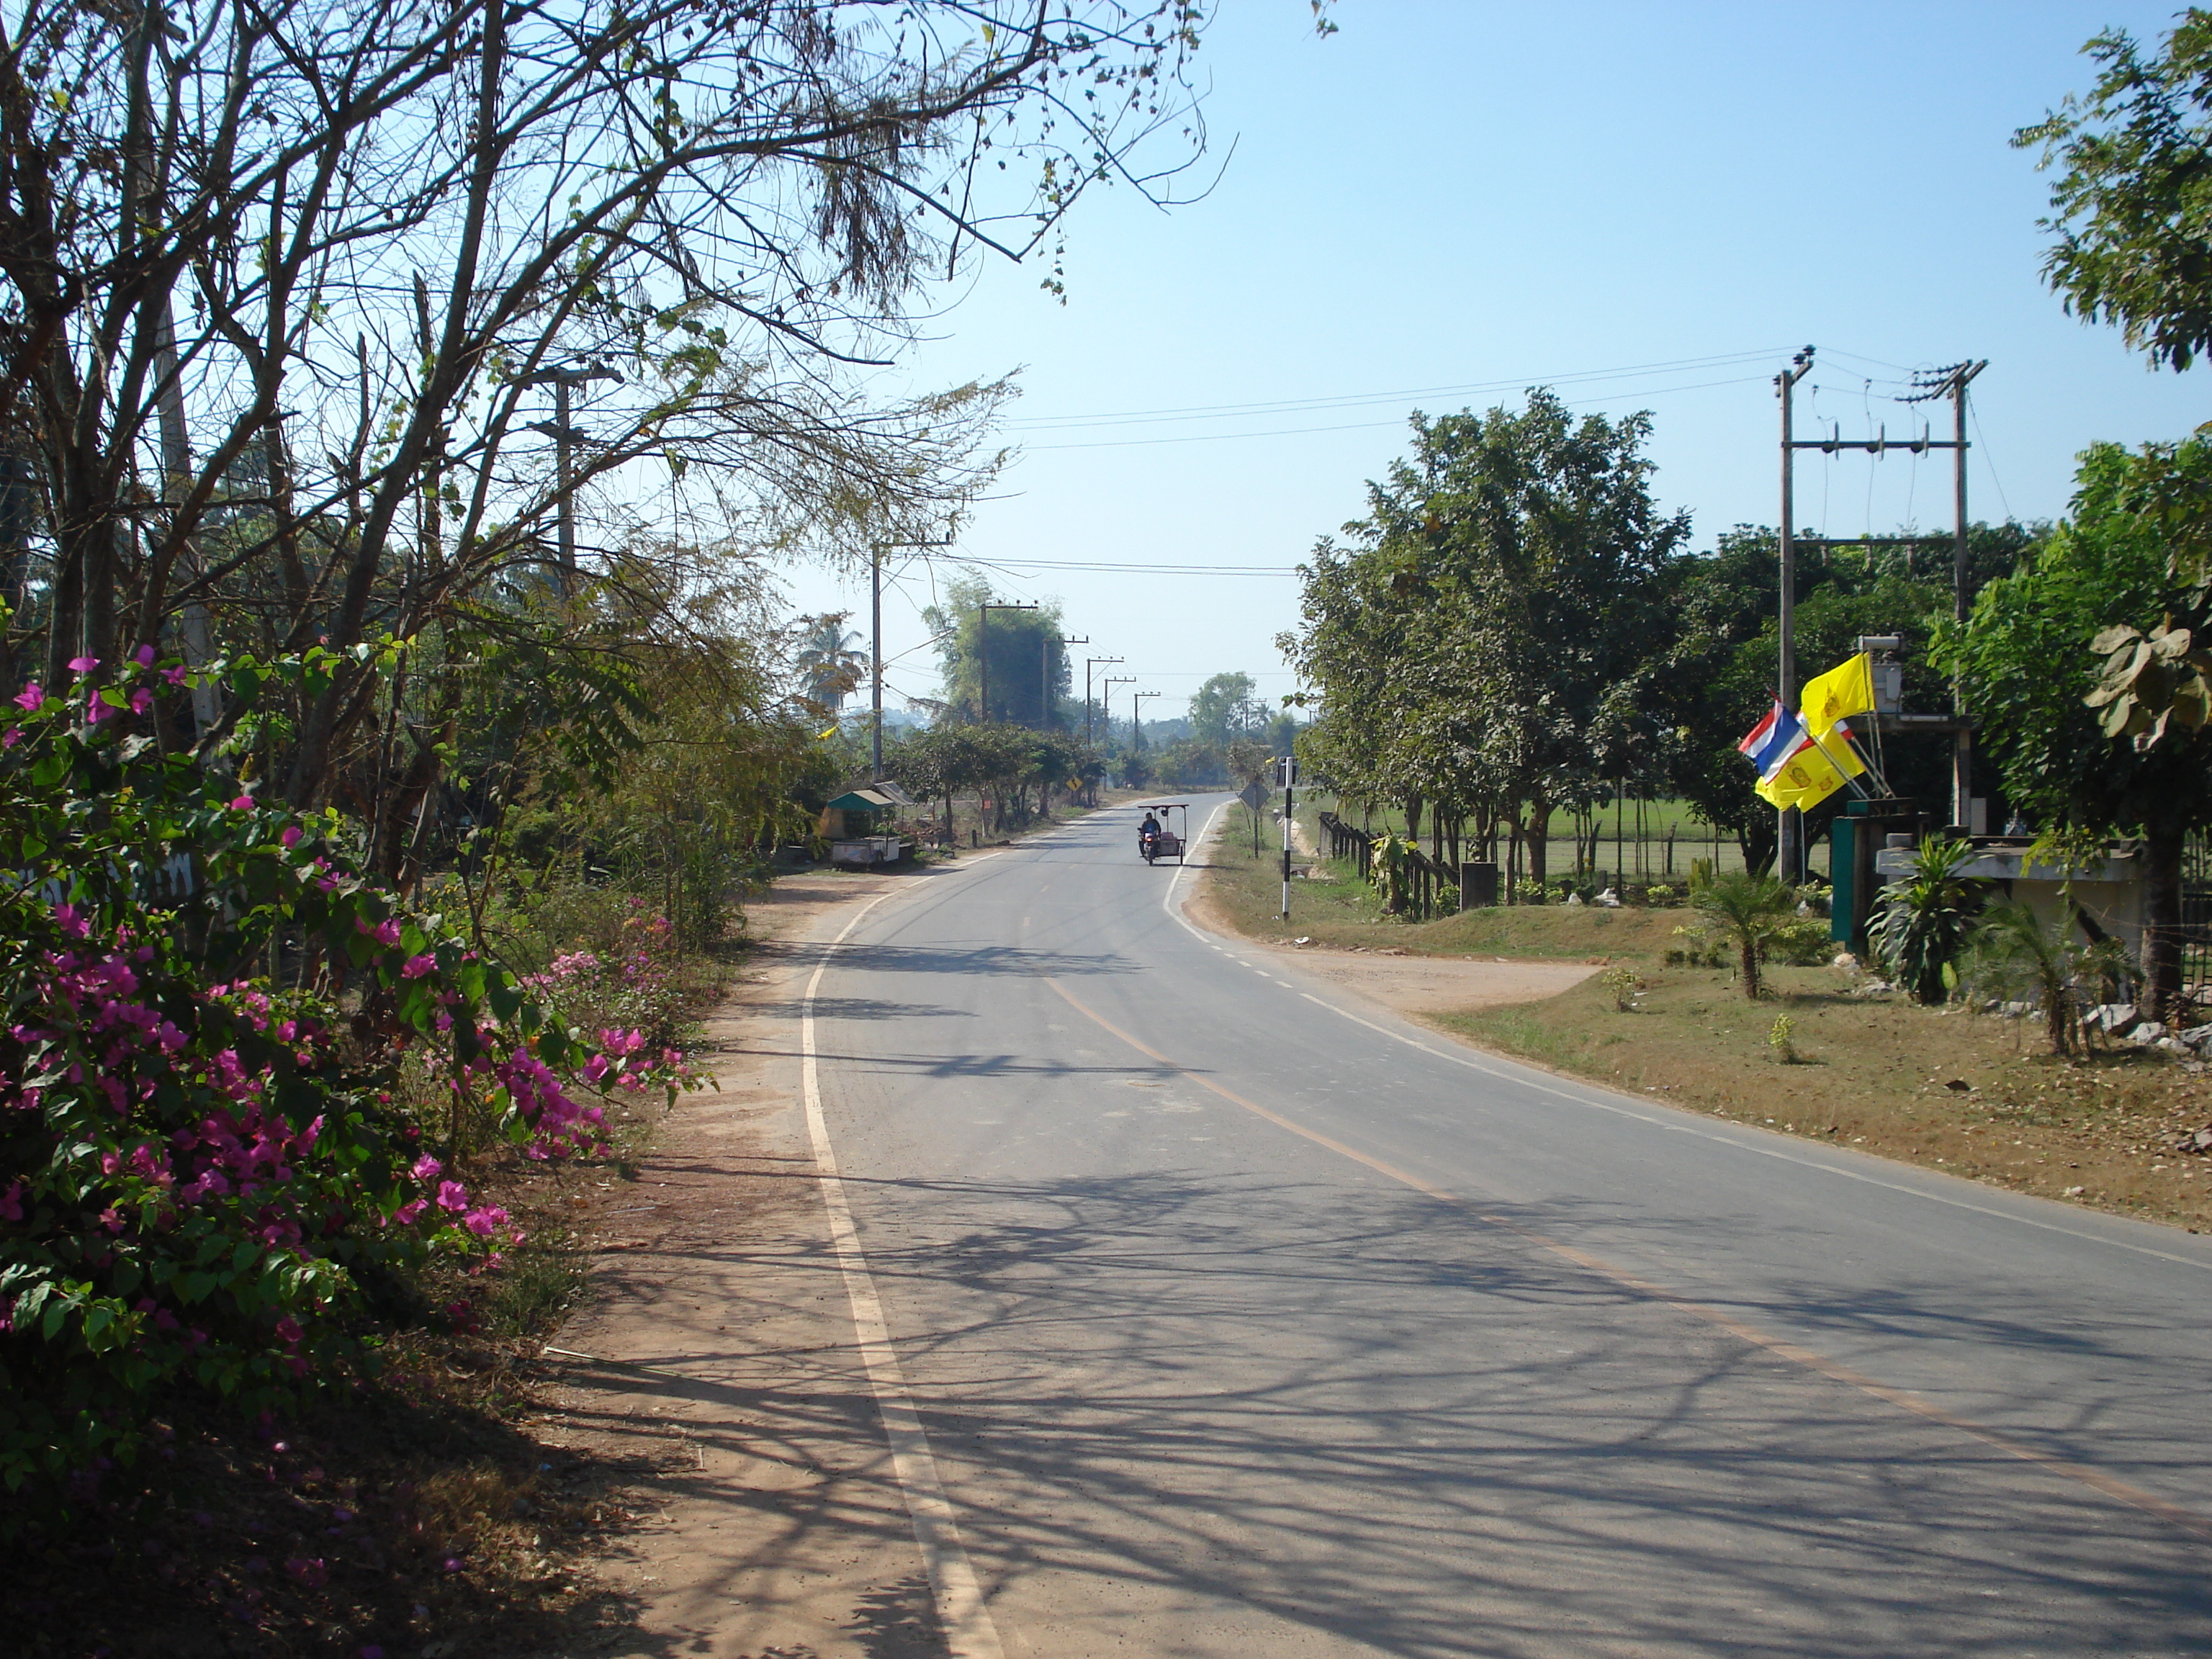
xmin=229 ymin=794 xmax=254 ymax=811
xmin=130 ymin=686 xmax=153 ymax=714
xmin=67 ymin=655 xmax=98 ymax=673
xmin=279 ymin=826 xmax=301 ymax=848
xmin=133 ymin=644 xmax=156 ymax=667
xmin=400 ymin=952 xmax=436 ymax=979
xmin=273 ymin=1316 xmax=303 ymax=1346
xmin=3 ymin=727 xmax=18 ymax=747
xmin=410 ymin=1154 xmax=443 ymax=1181
xmin=12 ymin=682 xmax=43 ymax=712
xmin=436 ymin=1179 xmax=468 ymax=1212
xmin=161 ymin=665 xmax=189 ymax=686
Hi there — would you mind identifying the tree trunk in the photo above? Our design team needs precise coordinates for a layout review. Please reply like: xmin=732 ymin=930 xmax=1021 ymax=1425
xmin=1403 ymin=793 xmax=1423 ymax=848
xmin=2141 ymin=825 xmax=2185 ymax=1022
xmin=1739 ymin=935 xmax=1761 ymax=1001
xmin=1525 ymin=800 xmax=1552 ymax=892
xmin=1739 ymin=817 xmax=1778 ymax=878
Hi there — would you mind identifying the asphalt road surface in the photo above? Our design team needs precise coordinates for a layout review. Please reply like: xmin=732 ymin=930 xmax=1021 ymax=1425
xmin=803 ymin=797 xmax=2212 ymax=1658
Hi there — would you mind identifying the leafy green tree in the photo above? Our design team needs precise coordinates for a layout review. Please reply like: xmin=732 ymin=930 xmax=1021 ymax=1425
xmin=2016 ymin=10 xmax=2212 ymax=371
xmin=1282 ymin=390 xmax=1689 ymax=886
xmin=1188 ymin=673 xmax=1265 ymax=747
xmin=1656 ymin=523 xmax=2041 ymax=873
xmin=922 ymin=573 xmax=1070 ymax=727
xmin=1943 ymin=441 xmax=2212 ymax=1013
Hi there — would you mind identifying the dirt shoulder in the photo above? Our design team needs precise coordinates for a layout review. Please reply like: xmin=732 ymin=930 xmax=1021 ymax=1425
xmin=1190 ymin=804 xmax=2212 ymax=1236
xmin=520 ymin=862 xmax=962 ymax=1659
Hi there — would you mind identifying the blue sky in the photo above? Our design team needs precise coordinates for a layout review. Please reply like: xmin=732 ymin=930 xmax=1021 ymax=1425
xmin=780 ymin=1 xmax=2209 ymax=726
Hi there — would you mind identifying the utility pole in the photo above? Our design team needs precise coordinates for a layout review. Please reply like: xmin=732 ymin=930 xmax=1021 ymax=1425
xmin=523 ymin=364 xmax=621 ymax=598
xmin=868 ymin=536 xmax=952 ymax=779
xmin=1279 ymin=753 xmax=1298 ymax=920
xmin=1084 ymin=657 xmax=1124 ymax=747
xmin=976 ymin=601 xmax=1039 ymax=725
xmin=1779 ymin=356 xmax=1986 ymax=848
xmin=1930 ymin=361 xmax=1987 ymax=828
xmin=1776 ymin=345 xmax=1815 ymax=884
xmin=1049 ymin=634 xmax=1087 ymax=729
xmin=1133 ymin=690 xmax=1159 ymax=752
xmin=1102 ymin=675 xmax=1134 ymax=743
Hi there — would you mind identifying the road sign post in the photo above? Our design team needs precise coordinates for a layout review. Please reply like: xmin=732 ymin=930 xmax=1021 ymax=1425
xmin=1277 ymin=757 xmax=1298 ymax=920
xmin=1238 ymin=778 xmax=1267 ymax=856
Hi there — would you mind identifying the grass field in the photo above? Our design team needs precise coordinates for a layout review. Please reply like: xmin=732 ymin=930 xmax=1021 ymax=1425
xmin=1202 ymin=801 xmax=2212 ymax=1234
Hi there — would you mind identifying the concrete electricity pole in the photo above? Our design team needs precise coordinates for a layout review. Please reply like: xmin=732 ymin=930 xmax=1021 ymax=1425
xmin=1050 ymin=634 xmax=1087 ymax=729
xmin=1084 ymin=657 xmax=1123 ymax=747
xmin=1133 ymin=690 xmax=1159 ymax=751
xmin=1775 ymin=345 xmax=1815 ymax=884
xmin=523 ymin=364 xmax=621 ymax=597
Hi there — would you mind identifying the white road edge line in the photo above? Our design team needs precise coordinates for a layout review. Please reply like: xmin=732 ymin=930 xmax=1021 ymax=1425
xmin=1169 ymin=800 xmax=2212 ymax=1275
xmin=802 ymin=887 xmax=1005 ymax=1659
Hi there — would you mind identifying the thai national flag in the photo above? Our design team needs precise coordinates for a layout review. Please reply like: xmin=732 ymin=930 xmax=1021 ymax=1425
xmin=1737 ymin=701 xmax=1811 ymax=782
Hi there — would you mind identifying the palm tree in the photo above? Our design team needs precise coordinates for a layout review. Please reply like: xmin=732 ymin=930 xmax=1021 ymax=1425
xmin=1691 ymin=869 xmax=1797 ymax=1001
xmin=794 ymin=613 xmax=866 ymax=711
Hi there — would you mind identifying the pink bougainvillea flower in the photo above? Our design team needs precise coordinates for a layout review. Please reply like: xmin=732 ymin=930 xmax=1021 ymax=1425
xmin=133 ymin=644 xmax=157 ymax=667
xmin=229 ymin=794 xmax=255 ymax=811
xmin=0 ymin=1180 xmax=24 ymax=1221
xmin=12 ymin=682 xmax=43 ymax=712
xmin=67 ymin=655 xmax=98 ymax=673
xmin=161 ymin=665 xmax=189 ymax=687
xmin=130 ymin=686 xmax=153 ymax=714
xmin=400 ymin=953 xmax=436 ymax=979
xmin=393 ymin=1199 xmax=428 ymax=1226
xmin=3 ymin=727 xmax=18 ymax=747
xmin=410 ymin=1155 xmax=442 ymax=1181
xmin=273 ymin=1316 xmax=303 ymax=1346
xmin=279 ymin=827 xmax=301 ymax=849
xmin=85 ymin=697 xmax=115 ymax=725
xmin=436 ymin=1179 xmax=468 ymax=1212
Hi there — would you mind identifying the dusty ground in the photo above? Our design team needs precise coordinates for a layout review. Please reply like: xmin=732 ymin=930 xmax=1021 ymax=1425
xmin=1187 ymin=875 xmax=1601 ymax=1014
xmin=522 ymin=862 xmax=966 ymax=1658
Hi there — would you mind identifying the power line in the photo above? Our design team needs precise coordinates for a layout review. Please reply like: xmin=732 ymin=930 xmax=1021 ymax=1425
xmin=1023 ymin=374 xmax=1772 ymax=451
xmin=1007 ymin=347 xmax=1791 ymax=431
xmin=953 ymin=554 xmax=1298 ymax=576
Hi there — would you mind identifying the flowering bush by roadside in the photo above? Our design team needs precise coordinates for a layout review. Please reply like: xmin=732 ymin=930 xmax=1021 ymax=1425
xmin=0 ymin=644 xmax=697 ymax=1517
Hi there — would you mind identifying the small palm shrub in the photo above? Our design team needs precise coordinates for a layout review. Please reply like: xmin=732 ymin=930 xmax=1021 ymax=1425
xmin=1961 ymin=898 xmax=2136 ymax=1056
xmin=1869 ymin=837 xmax=1985 ymax=1006
xmin=1689 ymin=870 xmax=1798 ymax=999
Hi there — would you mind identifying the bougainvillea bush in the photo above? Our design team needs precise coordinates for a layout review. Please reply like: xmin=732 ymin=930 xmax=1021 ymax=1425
xmin=0 ymin=647 xmax=693 ymax=1519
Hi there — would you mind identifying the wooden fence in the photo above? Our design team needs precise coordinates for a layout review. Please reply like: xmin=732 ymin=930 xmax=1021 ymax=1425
xmin=1317 ymin=811 xmax=1457 ymax=922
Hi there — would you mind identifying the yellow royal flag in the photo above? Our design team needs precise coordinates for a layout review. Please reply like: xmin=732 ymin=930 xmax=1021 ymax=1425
xmin=1799 ymin=652 xmax=1877 ymax=734
xmin=1755 ymin=722 xmax=1867 ymax=811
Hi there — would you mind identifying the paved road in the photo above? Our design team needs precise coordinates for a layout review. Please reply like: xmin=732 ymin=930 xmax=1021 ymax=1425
xmin=808 ymin=799 xmax=2212 ymax=1658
